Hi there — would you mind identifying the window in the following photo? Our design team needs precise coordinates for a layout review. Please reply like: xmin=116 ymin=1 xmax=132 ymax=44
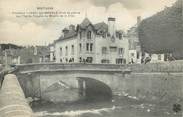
xmin=86 ymin=43 xmax=89 ymax=51
xmin=131 ymin=53 xmax=135 ymax=57
xmin=65 ymin=58 xmax=68 ymax=62
xmin=71 ymin=45 xmax=74 ymax=55
xmin=137 ymin=52 xmax=140 ymax=59
xmin=101 ymin=59 xmax=110 ymax=64
xmin=116 ymin=59 xmax=125 ymax=64
xmin=87 ymin=31 xmax=91 ymax=39
xmin=158 ymin=54 xmax=161 ymax=60
xmin=119 ymin=33 xmax=122 ymax=40
xmin=110 ymin=47 xmax=117 ymax=52
xmin=102 ymin=47 xmax=107 ymax=54
xmin=79 ymin=43 xmax=82 ymax=53
xmin=65 ymin=46 xmax=68 ymax=56
xmin=90 ymin=43 xmax=93 ymax=52
xmin=80 ymin=32 xmax=82 ymax=39
xmin=118 ymin=48 xmax=124 ymax=55
xmin=60 ymin=47 xmax=62 ymax=56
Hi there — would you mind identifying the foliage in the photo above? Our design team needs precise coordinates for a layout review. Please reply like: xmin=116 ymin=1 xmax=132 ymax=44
xmin=138 ymin=0 xmax=183 ymax=56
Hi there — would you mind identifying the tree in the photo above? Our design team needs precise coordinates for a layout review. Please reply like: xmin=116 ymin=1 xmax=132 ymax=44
xmin=138 ymin=0 xmax=183 ymax=59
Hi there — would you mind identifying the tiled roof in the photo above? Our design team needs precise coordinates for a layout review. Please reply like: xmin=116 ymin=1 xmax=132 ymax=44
xmin=57 ymin=30 xmax=77 ymax=42
xmin=64 ymin=30 xmax=77 ymax=39
xmin=80 ymin=18 xmax=92 ymax=29
xmin=55 ymin=17 xmax=125 ymax=42
xmin=94 ymin=22 xmax=108 ymax=33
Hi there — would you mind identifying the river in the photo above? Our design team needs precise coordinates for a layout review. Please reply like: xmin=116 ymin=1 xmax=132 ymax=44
xmin=32 ymin=95 xmax=182 ymax=117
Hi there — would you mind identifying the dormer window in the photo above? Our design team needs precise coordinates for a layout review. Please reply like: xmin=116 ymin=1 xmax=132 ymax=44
xmin=87 ymin=31 xmax=91 ymax=39
xmin=62 ymin=28 xmax=69 ymax=37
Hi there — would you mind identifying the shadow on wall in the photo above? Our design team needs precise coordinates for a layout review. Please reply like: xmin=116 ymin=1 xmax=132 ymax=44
xmin=77 ymin=77 xmax=112 ymax=102
xmin=33 ymin=77 xmax=112 ymax=103
xmin=41 ymin=80 xmax=79 ymax=103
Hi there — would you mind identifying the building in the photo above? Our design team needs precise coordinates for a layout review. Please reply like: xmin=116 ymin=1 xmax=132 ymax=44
xmin=18 ymin=46 xmax=50 ymax=64
xmin=53 ymin=17 xmax=129 ymax=64
xmin=127 ymin=16 xmax=167 ymax=64
xmin=127 ymin=16 xmax=142 ymax=64
xmin=0 ymin=45 xmax=50 ymax=65
xmin=49 ymin=43 xmax=56 ymax=62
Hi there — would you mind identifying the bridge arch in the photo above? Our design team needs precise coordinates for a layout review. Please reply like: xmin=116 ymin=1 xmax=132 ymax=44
xmin=38 ymin=76 xmax=113 ymax=102
xmin=77 ymin=77 xmax=112 ymax=101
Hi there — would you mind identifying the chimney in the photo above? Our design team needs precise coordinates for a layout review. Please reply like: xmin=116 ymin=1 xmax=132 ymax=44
xmin=137 ymin=16 xmax=142 ymax=26
xmin=108 ymin=17 xmax=116 ymax=39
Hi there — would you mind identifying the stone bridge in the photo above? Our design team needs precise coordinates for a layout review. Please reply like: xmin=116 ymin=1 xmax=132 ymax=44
xmin=13 ymin=62 xmax=183 ymax=103
xmin=14 ymin=63 xmax=130 ymax=102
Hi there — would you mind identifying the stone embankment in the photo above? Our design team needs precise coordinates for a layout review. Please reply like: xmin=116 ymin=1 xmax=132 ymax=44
xmin=0 ymin=74 xmax=34 ymax=117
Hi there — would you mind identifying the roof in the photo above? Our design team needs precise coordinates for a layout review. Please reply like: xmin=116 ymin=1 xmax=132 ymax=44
xmin=56 ymin=17 xmax=125 ymax=42
xmin=80 ymin=18 xmax=92 ymax=29
xmin=94 ymin=22 xmax=108 ymax=33
xmin=57 ymin=30 xmax=77 ymax=42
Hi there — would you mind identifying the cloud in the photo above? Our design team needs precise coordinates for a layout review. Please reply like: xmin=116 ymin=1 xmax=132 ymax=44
xmin=69 ymin=0 xmax=142 ymax=9
xmin=0 ymin=21 xmax=60 ymax=46
xmin=0 ymin=0 xmax=177 ymax=45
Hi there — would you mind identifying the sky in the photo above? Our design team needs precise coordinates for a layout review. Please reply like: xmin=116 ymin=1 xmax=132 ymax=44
xmin=0 ymin=0 xmax=177 ymax=46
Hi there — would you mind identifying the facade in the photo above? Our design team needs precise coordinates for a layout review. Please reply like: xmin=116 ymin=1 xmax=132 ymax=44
xmin=49 ymin=44 xmax=55 ymax=62
xmin=127 ymin=16 xmax=142 ymax=64
xmin=18 ymin=46 xmax=50 ymax=64
xmin=127 ymin=16 xmax=166 ymax=64
xmin=148 ymin=54 xmax=165 ymax=63
xmin=0 ymin=46 xmax=50 ymax=65
xmin=54 ymin=17 xmax=129 ymax=64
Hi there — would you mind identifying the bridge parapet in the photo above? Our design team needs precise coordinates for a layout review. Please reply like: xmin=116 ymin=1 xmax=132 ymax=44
xmin=16 ymin=63 xmax=129 ymax=74
xmin=15 ymin=61 xmax=183 ymax=74
xmin=0 ymin=74 xmax=34 ymax=117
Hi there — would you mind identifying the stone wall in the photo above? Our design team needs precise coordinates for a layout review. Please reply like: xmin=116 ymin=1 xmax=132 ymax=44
xmin=0 ymin=74 xmax=33 ymax=117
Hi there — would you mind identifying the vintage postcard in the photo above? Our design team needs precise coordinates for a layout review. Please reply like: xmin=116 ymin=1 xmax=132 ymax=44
xmin=0 ymin=0 xmax=183 ymax=117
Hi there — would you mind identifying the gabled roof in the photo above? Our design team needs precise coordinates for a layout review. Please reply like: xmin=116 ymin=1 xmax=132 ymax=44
xmin=80 ymin=18 xmax=92 ymax=29
xmin=94 ymin=22 xmax=108 ymax=33
xmin=57 ymin=30 xmax=77 ymax=42
xmin=55 ymin=17 xmax=126 ymax=42
xmin=64 ymin=30 xmax=77 ymax=39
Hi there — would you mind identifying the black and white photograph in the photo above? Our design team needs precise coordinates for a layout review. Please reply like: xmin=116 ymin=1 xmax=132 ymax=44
xmin=0 ymin=0 xmax=183 ymax=117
